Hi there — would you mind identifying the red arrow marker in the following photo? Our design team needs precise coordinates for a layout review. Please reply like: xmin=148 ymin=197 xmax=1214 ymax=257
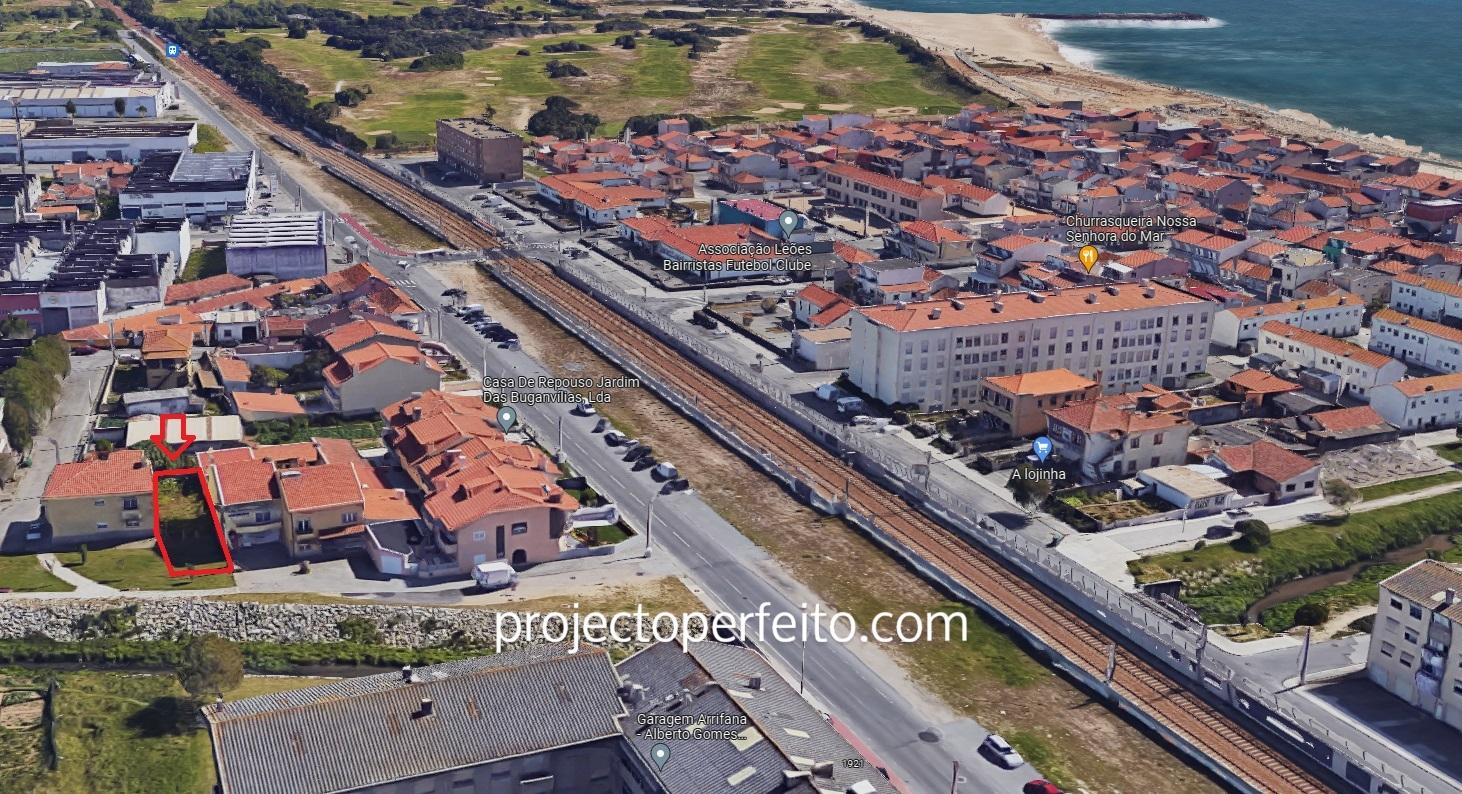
xmin=149 ymin=413 xmax=196 ymax=462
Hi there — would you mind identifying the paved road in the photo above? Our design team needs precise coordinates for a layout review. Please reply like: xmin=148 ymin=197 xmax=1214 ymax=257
xmin=0 ymin=353 xmax=113 ymax=552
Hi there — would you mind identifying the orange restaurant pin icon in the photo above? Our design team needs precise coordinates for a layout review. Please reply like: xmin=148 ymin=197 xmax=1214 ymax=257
xmin=1078 ymin=245 xmax=1100 ymax=273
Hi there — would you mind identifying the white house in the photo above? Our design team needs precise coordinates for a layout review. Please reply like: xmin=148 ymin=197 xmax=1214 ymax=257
xmin=1211 ymin=293 xmax=1364 ymax=349
xmin=1257 ymin=321 xmax=1405 ymax=399
xmin=1371 ymin=373 xmax=1462 ymax=431
xmin=1370 ymin=309 xmax=1462 ymax=373
xmin=1389 ymin=273 xmax=1462 ymax=323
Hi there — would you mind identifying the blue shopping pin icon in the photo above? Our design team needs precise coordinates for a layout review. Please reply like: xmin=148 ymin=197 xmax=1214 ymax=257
xmin=1032 ymin=436 xmax=1052 ymax=463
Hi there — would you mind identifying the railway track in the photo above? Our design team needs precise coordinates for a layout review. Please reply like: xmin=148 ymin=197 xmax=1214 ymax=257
xmin=110 ymin=9 xmax=1335 ymax=790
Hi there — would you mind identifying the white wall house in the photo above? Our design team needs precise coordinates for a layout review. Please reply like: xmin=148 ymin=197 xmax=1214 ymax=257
xmin=1211 ymin=293 xmax=1364 ymax=349
xmin=1370 ymin=309 xmax=1462 ymax=373
xmin=1257 ymin=321 xmax=1406 ymax=399
xmin=1371 ymin=374 xmax=1462 ymax=431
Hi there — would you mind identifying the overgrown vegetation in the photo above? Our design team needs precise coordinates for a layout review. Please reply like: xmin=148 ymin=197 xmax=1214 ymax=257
xmin=1258 ymin=539 xmax=1462 ymax=632
xmin=1130 ymin=492 xmax=1462 ymax=624
xmin=0 ymin=336 xmax=70 ymax=454
xmin=526 ymin=95 xmax=599 ymax=138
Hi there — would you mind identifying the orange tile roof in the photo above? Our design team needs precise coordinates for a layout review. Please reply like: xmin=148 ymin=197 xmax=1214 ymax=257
xmin=203 ymin=458 xmax=277 ymax=506
xmin=825 ymin=163 xmax=939 ymax=201
xmin=141 ymin=327 xmax=193 ymax=358
xmin=1213 ymin=441 xmax=1316 ymax=482
xmin=321 ymin=262 xmax=387 ymax=295
xmin=213 ymin=355 xmax=251 ymax=383
xmin=857 ymin=283 xmax=1207 ymax=333
xmin=922 ymin=174 xmax=998 ymax=202
xmin=1045 ymin=393 xmax=1187 ymax=434
xmin=363 ymin=488 xmax=419 ymax=522
xmin=1394 ymin=272 xmax=1462 ymax=299
xmin=900 ymin=220 xmax=970 ymax=244
xmin=1221 ymin=292 xmax=1360 ymax=319
xmin=795 ymin=284 xmax=842 ymax=310
xmin=1373 ymin=308 xmax=1462 ymax=346
xmin=1388 ymin=372 xmax=1462 ymax=397
xmin=43 ymin=451 xmax=152 ymax=499
xmin=1259 ymin=321 xmax=1396 ymax=369
xmin=277 ymin=463 xmax=363 ymax=513
xmin=984 ymin=368 xmax=1096 ymax=396
xmin=1224 ymin=369 xmax=1300 ymax=394
xmin=1310 ymin=405 xmax=1387 ymax=432
xmin=233 ymin=390 xmax=306 ymax=416
xmin=165 ymin=273 xmax=250 ymax=305
xmin=321 ymin=318 xmax=421 ymax=354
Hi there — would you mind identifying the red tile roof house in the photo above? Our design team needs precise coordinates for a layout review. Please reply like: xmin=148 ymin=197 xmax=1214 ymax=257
xmin=380 ymin=391 xmax=579 ymax=574
xmin=198 ymin=438 xmax=402 ymax=557
xmin=1206 ymin=441 xmax=1319 ymax=504
xmin=41 ymin=450 xmax=154 ymax=545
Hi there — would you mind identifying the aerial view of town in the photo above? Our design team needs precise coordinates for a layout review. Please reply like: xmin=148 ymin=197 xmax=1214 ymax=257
xmin=0 ymin=0 xmax=1460 ymax=791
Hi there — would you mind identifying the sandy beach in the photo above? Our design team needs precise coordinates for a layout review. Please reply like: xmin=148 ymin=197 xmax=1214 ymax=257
xmin=794 ymin=0 xmax=1462 ymax=177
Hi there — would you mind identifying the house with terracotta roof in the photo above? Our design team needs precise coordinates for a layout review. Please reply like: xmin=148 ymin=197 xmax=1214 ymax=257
xmin=973 ymin=368 xmax=1099 ymax=437
xmin=922 ymin=174 xmax=1010 ymax=216
xmin=198 ymin=438 xmax=402 ymax=556
xmin=380 ymin=391 xmax=578 ymax=573
xmin=1257 ymin=321 xmax=1405 ymax=399
xmin=141 ymin=326 xmax=193 ymax=389
xmin=323 ymin=341 xmax=443 ymax=416
xmin=791 ymin=284 xmax=853 ymax=329
xmin=889 ymin=220 xmax=973 ymax=262
xmin=1219 ymin=369 xmax=1301 ymax=414
xmin=1044 ymin=387 xmax=1196 ymax=481
xmin=1287 ymin=405 xmax=1398 ymax=450
xmin=231 ymin=389 xmax=307 ymax=422
xmin=1377 ymin=304 xmax=1462 ymax=370
xmin=1205 ymin=441 xmax=1318 ymax=503
xmin=1371 ymin=373 xmax=1462 ymax=430
xmin=41 ymin=450 xmax=154 ymax=544
xmin=164 ymin=273 xmax=249 ymax=305
xmin=1389 ymin=272 xmax=1462 ymax=323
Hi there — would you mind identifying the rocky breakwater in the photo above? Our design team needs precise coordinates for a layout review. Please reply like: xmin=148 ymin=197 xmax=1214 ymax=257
xmin=0 ymin=598 xmax=503 ymax=646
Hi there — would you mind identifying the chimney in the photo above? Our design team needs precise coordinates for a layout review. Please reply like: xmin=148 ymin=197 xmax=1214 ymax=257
xmin=1029 ymin=292 xmax=1045 ymax=303
xmin=810 ymin=761 xmax=835 ymax=779
xmin=412 ymin=405 xmax=422 ymax=421
xmin=991 ymin=299 xmax=1004 ymax=313
xmin=401 ymin=665 xmax=414 ymax=683
xmin=1104 ymin=284 xmax=1120 ymax=296
xmin=746 ymin=674 xmax=763 ymax=690
xmin=950 ymin=298 xmax=964 ymax=310
xmin=416 ymin=698 xmax=434 ymax=719
xmin=1446 ymin=588 xmax=1458 ymax=605
xmin=1144 ymin=284 xmax=1155 ymax=298
xmin=1085 ymin=291 xmax=1097 ymax=304
xmin=929 ymin=307 xmax=942 ymax=320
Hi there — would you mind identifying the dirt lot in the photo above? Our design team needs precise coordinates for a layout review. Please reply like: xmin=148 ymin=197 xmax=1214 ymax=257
xmin=433 ymin=262 xmax=1221 ymax=794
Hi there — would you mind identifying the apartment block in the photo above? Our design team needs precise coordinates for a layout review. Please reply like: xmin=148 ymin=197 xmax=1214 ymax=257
xmin=847 ymin=282 xmax=1213 ymax=411
xmin=1367 ymin=560 xmax=1462 ymax=734
xmin=1371 ymin=373 xmax=1462 ymax=430
xmin=1370 ymin=308 xmax=1462 ymax=373
xmin=1256 ymin=321 xmax=1406 ymax=399
xmin=821 ymin=162 xmax=945 ymax=222
xmin=1389 ymin=273 xmax=1462 ymax=323
xmin=435 ymin=117 xmax=523 ymax=183
xmin=1211 ymin=292 xmax=1364 ymax=349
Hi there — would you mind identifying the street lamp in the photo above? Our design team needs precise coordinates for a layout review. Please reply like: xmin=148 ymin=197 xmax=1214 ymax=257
xmin=644 ymin=489 xmax=663 ymax=558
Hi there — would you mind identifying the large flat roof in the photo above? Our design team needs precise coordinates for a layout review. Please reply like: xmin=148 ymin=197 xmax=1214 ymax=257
xmin=857 ymin=282 xmax=1209 ymax=333
xmin=227 ymin=212 xmax=324 ymax=249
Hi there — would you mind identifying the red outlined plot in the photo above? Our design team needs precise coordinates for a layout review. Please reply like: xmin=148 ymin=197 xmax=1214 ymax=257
xmin=151 ymin=467 xmax=233 ymax=577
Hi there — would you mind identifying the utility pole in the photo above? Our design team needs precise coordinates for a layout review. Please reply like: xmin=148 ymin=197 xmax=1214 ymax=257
xmin=7 ymin=94 xmax=32 ymax=213
xmin=1297 ymin=626 xmax=1312 ymax=686
xmin=643 ymin=490 xmax=662 ymax=558
xmin=798 ymin=640 xmax=807 ymax=695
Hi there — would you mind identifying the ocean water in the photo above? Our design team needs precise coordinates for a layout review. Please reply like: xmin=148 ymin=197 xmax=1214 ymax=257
xmin=860 ymin=0 xmax=1462 ymax=160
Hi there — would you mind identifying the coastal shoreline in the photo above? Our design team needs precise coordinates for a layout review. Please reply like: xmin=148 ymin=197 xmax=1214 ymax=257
xmin=799 ymin=0 xmax=1462 ymax=178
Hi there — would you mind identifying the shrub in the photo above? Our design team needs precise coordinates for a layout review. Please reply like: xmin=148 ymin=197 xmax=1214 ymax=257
xmin=1293 ymin=602 xmax=1329 ymax=627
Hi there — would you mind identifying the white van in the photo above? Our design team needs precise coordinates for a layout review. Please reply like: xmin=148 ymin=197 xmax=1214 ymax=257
xmin=472 ymin=561 xmax=517 ymax=590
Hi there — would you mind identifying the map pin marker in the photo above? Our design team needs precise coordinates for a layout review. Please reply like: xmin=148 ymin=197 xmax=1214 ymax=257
xmin=650 ymin=743 xmax=671 ymax=771
xmin=1032 ymin=436 xmax=1052 ymax=463
xmin=497 ymin=404 xmax=519 ymax=432
xmin=777 ymin=209 xmax=800 ymax=240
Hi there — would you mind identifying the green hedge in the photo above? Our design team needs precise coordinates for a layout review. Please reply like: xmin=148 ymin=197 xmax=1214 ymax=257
xmin=1133 ymin=491 xmax=1462 ymax=624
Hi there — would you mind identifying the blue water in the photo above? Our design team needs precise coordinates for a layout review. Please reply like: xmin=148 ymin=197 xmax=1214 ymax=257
xmin=860 ymin=0 xmax=1462 ymax=159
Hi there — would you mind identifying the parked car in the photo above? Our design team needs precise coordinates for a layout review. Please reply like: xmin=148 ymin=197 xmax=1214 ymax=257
xmin=620 ymin=438 xmax=640 ymax=452
xmin=1204 ymin=524 xmax=1234 ymax=539
xmin=515 ymin=220 xmax=534 ymax=227
xmin=574 ymin=400 xmax=598 ymax=416
xmin=1023 ymin=781 xmax=1061 ymax=794
xmin=472 ymin=561 xmax=517 ymax=591
xmin=652 ymin=461 xmax=678 ymax=481
xmin=604 ymin=430 xmax=624 ymax=445
xmin=632 ymin=455 xmax=657 ymax=472
xmin=625 ymin=445 xmax=651 ymax=462
xmin=980 ymin=734 xmax=1024 ymax=769
xmin=71 ymin=345 xmax=99 ymax=355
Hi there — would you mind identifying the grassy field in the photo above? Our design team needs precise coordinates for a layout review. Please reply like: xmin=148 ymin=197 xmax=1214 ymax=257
xmin=1258 ymin=540 xmax=1462 ymax=632
xmin=224 ymin=19 xmax=980 ymax=147
xmin=150 ymin=0 xmax=451 ymax=19
xmin=1358 ymin=470 xmax=1462 ymax=500
xmin=1130 ymin=490 xmax=1462 ymax=624
xmin=732 ymin=27 xmax=979 ymax=118
xmin=177 ymin=247 xmax=225 ymax=282
xmin=54 ymin=547 xmax=234 ymax=591
xmin=192 ymin=124 xmax=229 ymax=153
xmin=0 ymin=669 xmax=328 ymax=794
xmin=0 ymin=555 xmax=73 ymax=593
xmin=0 ymin=46 xmax=128 ymax=71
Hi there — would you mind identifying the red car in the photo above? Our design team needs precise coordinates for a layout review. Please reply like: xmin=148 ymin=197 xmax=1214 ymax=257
xmin=1024 ymin=782 xmax=1061 ymax=794
xmin=71 ymin=344 xmax=99 ymax=356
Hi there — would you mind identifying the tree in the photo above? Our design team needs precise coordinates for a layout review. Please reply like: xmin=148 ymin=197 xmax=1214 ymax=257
xmin=249 ymin=365 xmax=288 ymax=389
xmin=64 ymin=100 xmax=76 ymax=117
xmin=286 ymin=19 xmax=308 ymax=38
xmin=177 ymin=634 xmax=244 ymax=699
xmin=374 ymin=132 xmax=399 ymax=151
xmin=0 ymin=315 xmax=34 ymax=339
xmin=1322 ymin=478 xmax=1360 ymax=516
xmin=614 ymin=33 xmax=636 ymax=49
xmin=1293 ymin=602 xmax=1329 ymax=627
xmin=1007 ymin=465 xmax=1053 ymax=513
xmin=94 ymin=439 xmax=114 ymax=454
xmin=113 ymin=97 xmax=126 ymax=116
xmin=481 ymin=103 xmax=496 ymax=122
xmin=1233 ymin=519 xmax=1271 ymax=552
